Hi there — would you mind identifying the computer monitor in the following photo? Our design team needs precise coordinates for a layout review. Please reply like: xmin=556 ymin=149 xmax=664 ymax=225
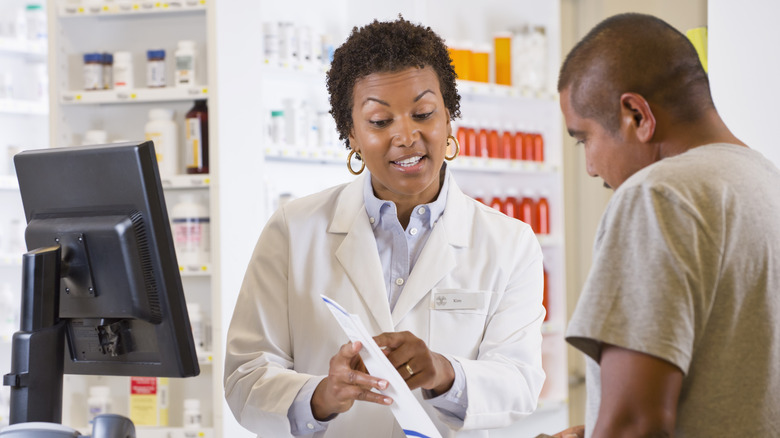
xmin=4 ymin=141 xmax=199 ymax=425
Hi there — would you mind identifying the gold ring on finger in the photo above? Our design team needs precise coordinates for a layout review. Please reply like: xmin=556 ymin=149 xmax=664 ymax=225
xmin=405 ymin=363 xmax=414 ymax=376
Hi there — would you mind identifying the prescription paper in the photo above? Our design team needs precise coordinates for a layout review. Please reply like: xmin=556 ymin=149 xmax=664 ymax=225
xmin=322 ymin=295 xmax=442 ymax=438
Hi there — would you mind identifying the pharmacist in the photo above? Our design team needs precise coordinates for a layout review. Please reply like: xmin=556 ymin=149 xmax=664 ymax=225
xmin=224 ymin=17 xmax=546 ymax=438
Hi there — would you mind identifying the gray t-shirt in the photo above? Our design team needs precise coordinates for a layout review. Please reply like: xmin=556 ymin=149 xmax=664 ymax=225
xmin=566 ymin=144 xmax=780 ymax=437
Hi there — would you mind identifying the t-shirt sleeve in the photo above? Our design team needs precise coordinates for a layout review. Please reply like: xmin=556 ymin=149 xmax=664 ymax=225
xmin=565 ymin=182 xmax=721 ymax=374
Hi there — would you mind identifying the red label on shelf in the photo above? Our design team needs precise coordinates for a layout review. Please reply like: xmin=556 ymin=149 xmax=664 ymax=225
xmin=130 ymin=376 xmax=158 ymax=395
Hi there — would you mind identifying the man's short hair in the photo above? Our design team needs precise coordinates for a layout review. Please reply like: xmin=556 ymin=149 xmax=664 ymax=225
xmin=558 ymin=13 xmax=713 ymax=133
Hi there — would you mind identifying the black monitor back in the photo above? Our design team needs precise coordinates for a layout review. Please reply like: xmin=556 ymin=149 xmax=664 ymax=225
xmin=14 ymin=142 xmax=199 ymax=378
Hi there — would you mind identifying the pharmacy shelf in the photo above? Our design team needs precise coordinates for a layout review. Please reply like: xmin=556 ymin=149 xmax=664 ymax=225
xmin=451 ymin=156 xmax=559 ymax=173
xmin=0 ymin=37 xmax=47 ymax=57
xmin=61 ymin=87 xmax=208 ymax=105
xmin=535 ymin=397 xmax=568 ymax=413
xmin=197 ymin=351 xmax=215 ymax=365
xmin=161 ymin=174 xmax=211 ymax=190
xmin=260 ymin=60 xmax=331 ymax=77
xmin=60 ymin=1 xmax=206 ymax=17
xmin=0 ymin=253 xmax=22 ymax=267
xmin=541 ymin=321 xmax=564 ymax=335
xmin=457 ymin=79 xmax=557 ymax=102
xmin=179 ymin=264 xmax=211 ymax=276
xmin=0 ymin=176 xmax=19 ymax=190
xmin=263 ymin=145 xmax=344 ymax=164
xmin=536 ymin=234 xmax=563 ymax=247
xmin=77 ymin=427 xmax=214 ymax=438
xmin=132 ymin=428 xmax=214 ymax=438
xmin=263 ymin=144 xmax=560 ymax=174
xmin=0 ymin=99 xmax=48 ymax=115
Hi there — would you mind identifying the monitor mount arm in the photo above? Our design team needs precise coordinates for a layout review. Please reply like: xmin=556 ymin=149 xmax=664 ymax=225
xmin=3 ymin=245 xmax=66 ymax=425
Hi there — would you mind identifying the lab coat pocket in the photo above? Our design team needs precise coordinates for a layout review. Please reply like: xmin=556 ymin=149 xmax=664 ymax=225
xmin=428 ymin=289 xmax=492 ymax=359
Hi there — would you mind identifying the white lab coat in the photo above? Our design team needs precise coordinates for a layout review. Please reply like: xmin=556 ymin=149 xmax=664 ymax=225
xmin=224 ymin=172 xmax=546 ymax=438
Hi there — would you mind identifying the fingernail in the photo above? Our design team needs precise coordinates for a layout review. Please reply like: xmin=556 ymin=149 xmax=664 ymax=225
xmin=383 ymin=397 xmax=392 ymax=405
xmin=378 ymin=380 xmax=388 ymax=390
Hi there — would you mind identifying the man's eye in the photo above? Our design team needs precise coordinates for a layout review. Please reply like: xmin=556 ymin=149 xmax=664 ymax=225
xmin=575 ymin=139 xmax=585 ymax=146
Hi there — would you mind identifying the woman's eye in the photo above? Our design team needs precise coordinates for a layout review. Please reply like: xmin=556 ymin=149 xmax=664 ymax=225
xmin=413 ymin=112 xmax=433 ymax=120
xmin=369 ymin=119 xmax=391 ymax=128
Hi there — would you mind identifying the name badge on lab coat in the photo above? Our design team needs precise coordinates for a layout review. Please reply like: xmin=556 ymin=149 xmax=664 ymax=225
xmin=432 ymin=291 xmax=485 ymax=310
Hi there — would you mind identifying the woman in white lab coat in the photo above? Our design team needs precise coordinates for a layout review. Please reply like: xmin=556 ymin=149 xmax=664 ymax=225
xmin=224 ymin=17 xmax=546 ymax=438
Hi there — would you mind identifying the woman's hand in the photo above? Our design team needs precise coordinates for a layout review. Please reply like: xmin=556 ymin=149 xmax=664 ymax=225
xmin=553 ymin=425 xmax=585 ymax=438
xmin=310 ymin=341 xmax=392 ymax=421
xmin=374 ymin=331 xmax=455 ymax=396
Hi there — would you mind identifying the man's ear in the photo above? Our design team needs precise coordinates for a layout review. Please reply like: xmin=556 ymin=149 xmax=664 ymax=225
xmin=619 ymin=92 xmax=656 ymax=143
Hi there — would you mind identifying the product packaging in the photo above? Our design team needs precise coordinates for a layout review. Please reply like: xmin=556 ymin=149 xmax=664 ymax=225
xmin=184 ymin=100 xmax=208 ymax=174
xmin=87 ymin=386 xmax=112 ymax=424
xmin=113 ymin=51 xmax=134 ymax=89
xmin=144 ymin=108 xmax=178 ymax=178
xmin=171 ymin=194 xmax=210 ymax=266
xmin=146 ymin=49 xmax=166 ymax=88
xmin=174 ymin=40 xmax=196 ymax=87
xmin=129 ymin=377 xmax=168 ymax=427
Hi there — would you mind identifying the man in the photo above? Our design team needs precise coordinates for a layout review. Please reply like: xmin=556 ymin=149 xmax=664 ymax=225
xmin=554 ymin=13 xmax=780 ymax=437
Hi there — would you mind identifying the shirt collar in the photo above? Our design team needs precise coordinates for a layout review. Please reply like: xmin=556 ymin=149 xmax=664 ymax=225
xmin=363 ymin=162 xmax=450 ymax=229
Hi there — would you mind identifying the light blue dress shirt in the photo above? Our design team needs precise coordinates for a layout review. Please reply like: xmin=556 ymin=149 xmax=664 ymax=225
xmin=287 ymin=165 xmax=469 ymax=435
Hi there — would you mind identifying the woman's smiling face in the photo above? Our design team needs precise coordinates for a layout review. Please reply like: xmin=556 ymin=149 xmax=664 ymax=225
xmin=348 ymin=66 xmax=451 ymax=206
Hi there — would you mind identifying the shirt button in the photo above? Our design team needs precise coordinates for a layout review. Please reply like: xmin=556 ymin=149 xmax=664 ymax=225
xmin=456 ymin=390 xmax=463 ymax=398
xmin=395 ymin=278 xmax=404 ymax=286
xmin=409 ymin=228 xmax=418 ymax=236
xmin=369 ymin=217 xmax=375 ymax=224
xmin=417 ymin=207 xmax=426 ymax=215
xmin=307 ymin=423 xmax=315 ymax=430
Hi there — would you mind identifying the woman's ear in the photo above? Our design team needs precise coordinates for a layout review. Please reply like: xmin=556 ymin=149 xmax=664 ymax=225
xmin=619 ymin=92 xmax=656 ymax=143
xmin=348 ymin=129 xmax=359 ymax=153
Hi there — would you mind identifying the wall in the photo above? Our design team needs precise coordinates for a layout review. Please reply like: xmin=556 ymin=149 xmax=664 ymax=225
xmin=708 ymin=0 xmax=780 ymax=168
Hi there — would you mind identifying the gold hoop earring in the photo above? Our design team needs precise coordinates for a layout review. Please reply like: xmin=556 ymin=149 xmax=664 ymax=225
xmin=445 ymin=135 xmax=460 ymax=161
xmin=347 ymin=149 xmax=365 ymax=175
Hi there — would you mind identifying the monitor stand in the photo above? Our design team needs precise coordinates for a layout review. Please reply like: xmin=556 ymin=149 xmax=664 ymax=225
xmin=3 ymin=246 xmax=65 ymax=424
xmin=0 ymin=247 xmax=136 ymax=438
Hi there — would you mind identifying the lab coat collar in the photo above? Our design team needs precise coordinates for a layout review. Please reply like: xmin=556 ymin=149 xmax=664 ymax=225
xmin=329 ymin=171 xmax=475 ymax=330
xmin=331 ymin=173 xmax=395 ymax=331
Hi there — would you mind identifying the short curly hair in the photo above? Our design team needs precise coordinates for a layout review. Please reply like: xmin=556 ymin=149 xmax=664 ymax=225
xmin=326 ymin=16 xmax=461 ymax=149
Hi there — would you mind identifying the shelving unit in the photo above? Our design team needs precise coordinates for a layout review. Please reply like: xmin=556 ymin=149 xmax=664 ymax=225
xmin=48 ymin=1 xmax=219 ymax=434
xmin=0 ymin=37 xmax=47 ymax=58
xmin=0 ymin=0 xmax=51 ymax=428
xmin=59 ymin=1 xmax=206 ymax=17
xmin=60 ymin=87 xmax=208 ymax=104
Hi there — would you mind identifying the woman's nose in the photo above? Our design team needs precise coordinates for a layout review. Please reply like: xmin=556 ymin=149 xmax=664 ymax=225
xmin=391 ymin=116 xmax=420 ymax=147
